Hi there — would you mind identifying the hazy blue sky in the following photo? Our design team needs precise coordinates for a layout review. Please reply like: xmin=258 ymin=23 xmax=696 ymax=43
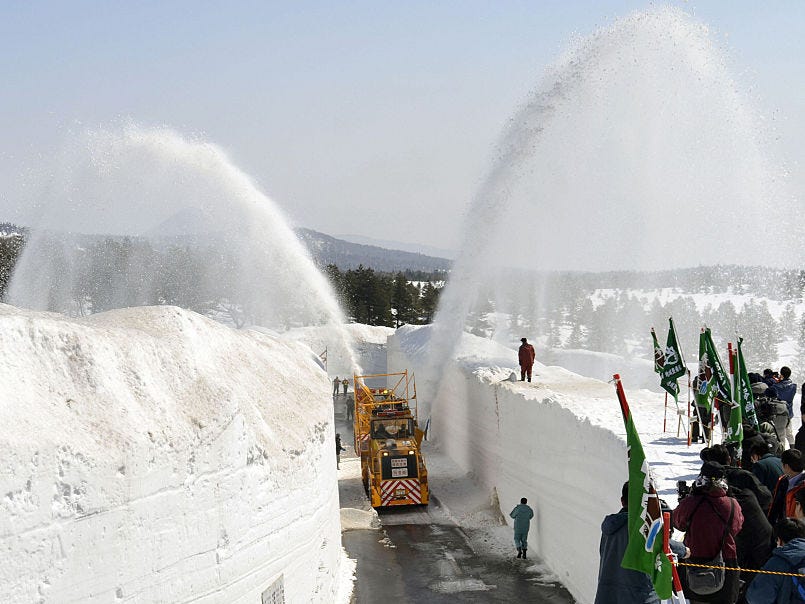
xmin=1 ymin=1 xmax=803 ymax=250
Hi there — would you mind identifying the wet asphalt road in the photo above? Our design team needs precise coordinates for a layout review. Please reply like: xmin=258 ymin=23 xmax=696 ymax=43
xmin=335 ymin=399 xmax=575 ymax=603
xmin=343 ymin=518 xmax=575 ymax=604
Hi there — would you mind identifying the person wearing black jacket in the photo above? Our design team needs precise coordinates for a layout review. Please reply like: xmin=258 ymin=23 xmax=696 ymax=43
xmin=704 ymin=445 xmax=773 ymax=510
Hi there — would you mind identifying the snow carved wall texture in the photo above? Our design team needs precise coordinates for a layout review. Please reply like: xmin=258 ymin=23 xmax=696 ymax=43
xmin=0 ymin=305 xmax=347 ymax=603
xmin=389 ymin=326 xmax=627 ymax=604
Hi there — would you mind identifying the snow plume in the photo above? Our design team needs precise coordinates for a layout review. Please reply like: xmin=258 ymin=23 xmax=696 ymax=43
xmin=428 ymin=6 xmax=797 ymax=401
xmin=0 ymin=304 xmax=352 ymax=603
xmin=8 ymin=123 xmax=359 ymax=372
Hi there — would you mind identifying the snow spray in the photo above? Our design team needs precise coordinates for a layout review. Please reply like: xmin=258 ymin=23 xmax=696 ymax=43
xmin=8 ymin=124 xmax=360 ymax=371
xmin=427 ymin=7 xmax=797 ymax=402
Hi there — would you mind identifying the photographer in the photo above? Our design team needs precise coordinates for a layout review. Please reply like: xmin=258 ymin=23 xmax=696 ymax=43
xmin=673 ymin=461 xmax=744 ymax=603
xmin=702 ymin=445 xmax=773 ymax=592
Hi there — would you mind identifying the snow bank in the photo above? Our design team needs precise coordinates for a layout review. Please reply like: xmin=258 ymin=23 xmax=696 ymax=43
xmin=283 ymin=324 xmax=395 ymax=377
xmin=389 ymin=325 xmax=692 ymax=604
xmin=0 ymin=304 xmax=349 ymax=603
xmin=546 ymin=347 xmax=657 ymax=390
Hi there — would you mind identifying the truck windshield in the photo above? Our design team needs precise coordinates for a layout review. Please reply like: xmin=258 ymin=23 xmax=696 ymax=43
xmin=371 ymin=419 xmax=414 ymax=439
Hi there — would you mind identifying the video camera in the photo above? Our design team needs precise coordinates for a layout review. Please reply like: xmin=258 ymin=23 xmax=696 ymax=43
xmin=677 ymin=480 xmax=692 ymax=501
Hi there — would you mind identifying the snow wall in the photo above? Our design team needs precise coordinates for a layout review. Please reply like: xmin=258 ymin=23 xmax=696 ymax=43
xmin=389 ymin=325 xmax=629 ymax=604
xmin=0 ymin=304 xmax=350 ymax=603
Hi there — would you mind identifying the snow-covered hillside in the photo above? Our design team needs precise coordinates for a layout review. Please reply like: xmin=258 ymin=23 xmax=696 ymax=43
xmin=0 ymin=304 xmax=351 ymax=603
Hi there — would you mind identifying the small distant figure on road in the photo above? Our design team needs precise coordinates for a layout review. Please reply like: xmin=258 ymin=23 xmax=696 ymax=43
xmin=335 ymin=433 xmax=346 ymax=469
xmin=510 ymin=497 xmax=534 ymax=559
xmin=333 ymin=376 xmax=340 ymax=397
xmin=345 ymin=396 xmax=354 ymax=422
xmin=518 ymin=338 xmax=536 ymax=383
xmin=342 ymin=378 xmax=349 ymax=396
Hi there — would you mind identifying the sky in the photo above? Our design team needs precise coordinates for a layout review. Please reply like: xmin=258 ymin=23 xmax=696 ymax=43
xmin=0 ymin=1 xmax=803 ymax=252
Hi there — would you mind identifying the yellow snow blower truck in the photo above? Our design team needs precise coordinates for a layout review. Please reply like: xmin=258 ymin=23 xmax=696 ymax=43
xmin=353 ymin=371 xmax=429 ymax=508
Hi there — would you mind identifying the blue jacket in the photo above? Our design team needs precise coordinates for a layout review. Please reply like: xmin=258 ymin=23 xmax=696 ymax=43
xmin=746 ymin=537 xmax=805 ymax=603
xmin=594 ymin=509 xmax=686 ymax=604
xmin=509 ymin=503 xmax=533 ymax=534
xmin=770 ymin=379 xmax=797 ymax=417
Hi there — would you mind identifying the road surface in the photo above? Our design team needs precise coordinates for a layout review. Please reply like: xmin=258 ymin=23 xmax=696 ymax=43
xmin=334 ymin=399 xmax=576 ymax=603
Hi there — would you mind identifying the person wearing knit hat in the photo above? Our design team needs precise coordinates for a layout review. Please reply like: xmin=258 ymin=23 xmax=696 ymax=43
xmin=674 ymin=461 xmax=744 ymax=602
xmin=700 ymin=461 xmax=725 ymax=478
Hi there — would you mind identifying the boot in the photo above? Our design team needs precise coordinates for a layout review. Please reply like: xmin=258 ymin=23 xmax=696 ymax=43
xmin=516 ymin=548 xmax=522 ymax=558
xmin=522 ymin=548 xmax=527 ymax=559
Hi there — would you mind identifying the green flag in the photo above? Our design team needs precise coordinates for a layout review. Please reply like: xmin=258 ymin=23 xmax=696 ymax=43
xmin=704 ymin=327 xmax=731 ymax=404
xmin=724 ymin=381 xmax=743 ymax=446
xmin=734 ymin=337 xmax=759 ymax=429
xmin=614 ymin=375 xmax=673 ymax=600
xmin=653 ymin=318 xmax=687 ymax=402
xmin=695 ymin=330 xmax=717 ymax=414
xmin=651 ymin=328 xmax=663 ymax=375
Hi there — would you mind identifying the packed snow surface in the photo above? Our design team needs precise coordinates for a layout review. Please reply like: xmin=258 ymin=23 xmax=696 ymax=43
xmin=0 ymin=304 xmax=351 ymax=603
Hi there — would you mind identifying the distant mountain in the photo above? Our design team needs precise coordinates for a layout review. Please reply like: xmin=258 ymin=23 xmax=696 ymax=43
xmin=295 ymin=228 xmax=451 ymax=274
xmin=335 ymin=233 xmax=458 ymax=260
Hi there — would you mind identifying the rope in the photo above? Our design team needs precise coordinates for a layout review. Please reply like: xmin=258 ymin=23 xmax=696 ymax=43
xmin=677 ymin=560 xmax=805 ymax=578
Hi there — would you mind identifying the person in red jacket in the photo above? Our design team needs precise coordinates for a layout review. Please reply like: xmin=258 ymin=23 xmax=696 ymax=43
xmin=518 ymin=337 xmax=536 ymax=382
xmin=673 ymin=461 xmax=744 ymax=603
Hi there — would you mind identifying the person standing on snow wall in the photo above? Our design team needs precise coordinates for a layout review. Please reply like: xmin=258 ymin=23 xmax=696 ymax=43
xmin=518 ymin=337 xmax=536 ymax=383
xmin=510 ymin=497 xmax=534 ymax=559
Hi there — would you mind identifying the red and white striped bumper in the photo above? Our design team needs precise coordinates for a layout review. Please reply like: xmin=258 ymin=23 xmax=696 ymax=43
xmin=380 ymin=479 xmax=422 ymax=506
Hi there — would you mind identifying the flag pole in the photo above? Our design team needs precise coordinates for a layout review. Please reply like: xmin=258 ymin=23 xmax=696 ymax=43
xmin=663 ymin=512 xmax=686 ymax=603
xmin=687 ymin=369 xmax=692 ymax=447
xmin=663 ymin=391 xmax=668 ymax=433
xmin=614 ymin=373 xmax=678 ymax=601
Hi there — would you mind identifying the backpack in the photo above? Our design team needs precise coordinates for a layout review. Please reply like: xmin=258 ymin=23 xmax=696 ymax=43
xmin=788 ymin=559 xmax=805 ymax=603
xmin=757 ymin=397 xmax=790 ymax=437
xmin=759 ymin=421 xmax=784 ymax=456
xmin=787 ymin=482 xmax=805 ymax=518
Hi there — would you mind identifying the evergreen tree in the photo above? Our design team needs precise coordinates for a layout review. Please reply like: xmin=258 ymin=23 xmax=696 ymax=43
xmin=0 ymin=234 xmax=24 ymax=300
xmin=795 ymin=315 xmax=805 ymax=377
xmin=587 ymin=297 xmax=618 ymax=353
xmin=391 ymin=272 xmax=416 ymax=327
xmin=567 ymin=322 xmax=585 ymax=349
xmin=738 ymin=300 xmax=779 ymax=369
xmin=419 ymin=282 xmax=441 ymax=323
xmin=780 ymin=303 xmax=797 ymax=335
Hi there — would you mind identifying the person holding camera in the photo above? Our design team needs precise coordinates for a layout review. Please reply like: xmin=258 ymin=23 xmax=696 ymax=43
xmin=673 ymin=461 xmax=744 ymax=603
xmin=701 ymin=445 xmax=773 ymax=593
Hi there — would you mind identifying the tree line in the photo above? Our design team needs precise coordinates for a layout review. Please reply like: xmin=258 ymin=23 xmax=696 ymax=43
xmin=323 ymin=264 xmax=442 ymax=327
xmin=465 ymin=270 xmax=805 ymax=375
xmin=0 ymin=229 xmax=444 ymax=329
